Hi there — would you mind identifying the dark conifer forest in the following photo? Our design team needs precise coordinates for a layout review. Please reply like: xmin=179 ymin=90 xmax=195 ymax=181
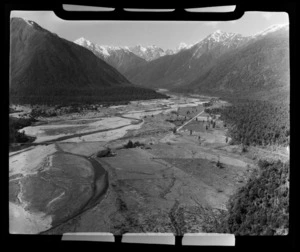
xmin=210 ymin=160 xmax=289 ymax=235
xmin=206 ymin=100 xmax=289 ymax=147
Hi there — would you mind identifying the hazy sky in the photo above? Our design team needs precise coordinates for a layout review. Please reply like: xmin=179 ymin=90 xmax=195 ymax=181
xmin=10 ymin=10 xmax=289 ymax=50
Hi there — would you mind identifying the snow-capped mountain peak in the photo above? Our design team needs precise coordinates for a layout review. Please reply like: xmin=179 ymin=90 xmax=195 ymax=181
xmin=178 ymin=42 xmax=192 ymax=50
xmin=206 ymin=30 xmax=236 ymax=42
xmin=148 ymin=45 xmax=159 ymax=49
xmin=74 ymin=25 xmax=289 ymax=64
xmin=128 ymin=45 xmax=165 ymax=61
xmin=212 ymin=29 xmax=222 ymax=35
xmin=74 ymin=37 xmax=112 ymax=57
xmin=74 ymin=37 xmax=93 ymax=47
xmin=167 ymin=42 xmax=194 ymax=54
xmin=23 ymin=18 xmax=34 ymax=26
xmin=139 ymin=45 xmax=147 ymax=52
xmin=253 ymin=23 xmax=288 ymax=37
xmin=190 ymin=30 xmax=249 ymax=59
xmin=96 ymin=45 xmax=110 ymax=57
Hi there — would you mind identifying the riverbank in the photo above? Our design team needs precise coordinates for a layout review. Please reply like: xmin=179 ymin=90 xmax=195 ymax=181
xmin=9 ymin=144 xmax=108 ymax=234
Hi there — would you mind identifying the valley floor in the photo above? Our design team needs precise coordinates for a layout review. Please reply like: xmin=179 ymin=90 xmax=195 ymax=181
xmin=9 ymin=95 xmax=288 ymax=234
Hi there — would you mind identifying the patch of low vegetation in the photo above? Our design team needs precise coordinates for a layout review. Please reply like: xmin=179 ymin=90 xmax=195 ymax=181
xmin=204 ymin=107 xmax=222 ymax=115
xmin=216 ymin=160 xmax=224 ymax=169
xmin=29 ymin=103 xmax=100 ymax=118
xmin=210 ymin=100 xmax=289 ymax=147
xmin=9 ymin=107 xmax=22 ymax=114
xmin=10 ymin=86 xmax=169 ymax=105
xmin=123 ymin=140 xmax=145 ymax=149
xmin=208 ymin=160 xmax=289 ymax=235
xmin=203 ymin=102 xmax=213 ymax=107
xmin=241 ymin=144 xmax=248 ymax=153
xmin=96 ymin=147 xmax=115 ymax=158
xmin=9 ymin=116 xmax=36 ymax=145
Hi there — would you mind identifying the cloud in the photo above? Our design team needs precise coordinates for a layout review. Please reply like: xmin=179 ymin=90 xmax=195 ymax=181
xmin=204 ymin=21 xmax=221 ymax=27
xmin=261 ymin=12 xmax=273 ymax=20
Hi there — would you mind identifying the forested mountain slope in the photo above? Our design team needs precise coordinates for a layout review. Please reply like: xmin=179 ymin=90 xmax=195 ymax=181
xmin=181 ymin=26 xmax=289 ymax=101
xmin=10 ymin=18 xmax=167 ymax=104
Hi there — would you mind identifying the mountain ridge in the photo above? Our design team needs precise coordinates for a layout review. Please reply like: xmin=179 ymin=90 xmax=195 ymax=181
xmin=74 ymin=23 xmax=288 ymax=63
xmin=11 ymin=17 xmax=289 ymax=104
xmin=74 ymin=38 xmax=194 ymax=62
xmin=124 ymin=24 xmax=289 ymax=101
xmin=10 ymin=17 xmax=168 ymax=104
xmin=175 ymin=25 xmax=289 ymax=101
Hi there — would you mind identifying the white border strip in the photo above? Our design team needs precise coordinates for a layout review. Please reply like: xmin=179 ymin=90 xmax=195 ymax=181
xmin=121 ymin=233 xmax=175 ymax=245
xmin=185 ymin=6 xmax=236 ymax=13
xmin=62 ymin=232 xmax=115 ymax=242
xmin=182 ymin=233 xmax=235 ymax=246
xmin=62 ymin=4 xmax=115 ymax=12
xmin=62 ymin=232 xmax=234 ymax=246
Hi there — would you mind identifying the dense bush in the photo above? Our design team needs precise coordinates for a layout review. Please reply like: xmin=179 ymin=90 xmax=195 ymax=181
xmin=203 ymin=101 xmax=213 ymax=107
xmin=123 ymin=140 xmax=145 ymax=149
xmin=96 ymin=148 xmax=113 ymax=158
xmin=219 ymin=100 xmax=289 ymax=146
xmin=213 ymin=160 xmax=289 ymax=235
xmin=204 ymin=107 xmax=222 ymax=114
xmin=9 ymin=116 xmax=36 ymax=143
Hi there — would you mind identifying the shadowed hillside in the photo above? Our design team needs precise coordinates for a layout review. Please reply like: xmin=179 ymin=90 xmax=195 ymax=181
xmin=9 ymin=18 xmax=167 ymax=104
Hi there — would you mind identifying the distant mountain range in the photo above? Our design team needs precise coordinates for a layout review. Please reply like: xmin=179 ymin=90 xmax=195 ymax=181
xmin=9 ymin=18 xmax=167 ymax=104
xmin=75 ymin=24 xmax=289 ymax=101
xmin=73 ymin=38 xmax=193 ymax=75
xmin=74 ymin=38 xmax=193 ymax=62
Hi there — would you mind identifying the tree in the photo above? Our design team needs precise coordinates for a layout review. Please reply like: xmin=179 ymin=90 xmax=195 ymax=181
xmin=216 ymin=156 xmax=223 ymax=168
xmin=125 ymin=140 xmax=134 ymax=148
xmin=242 ymin=144 xmax=247 ymax=153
